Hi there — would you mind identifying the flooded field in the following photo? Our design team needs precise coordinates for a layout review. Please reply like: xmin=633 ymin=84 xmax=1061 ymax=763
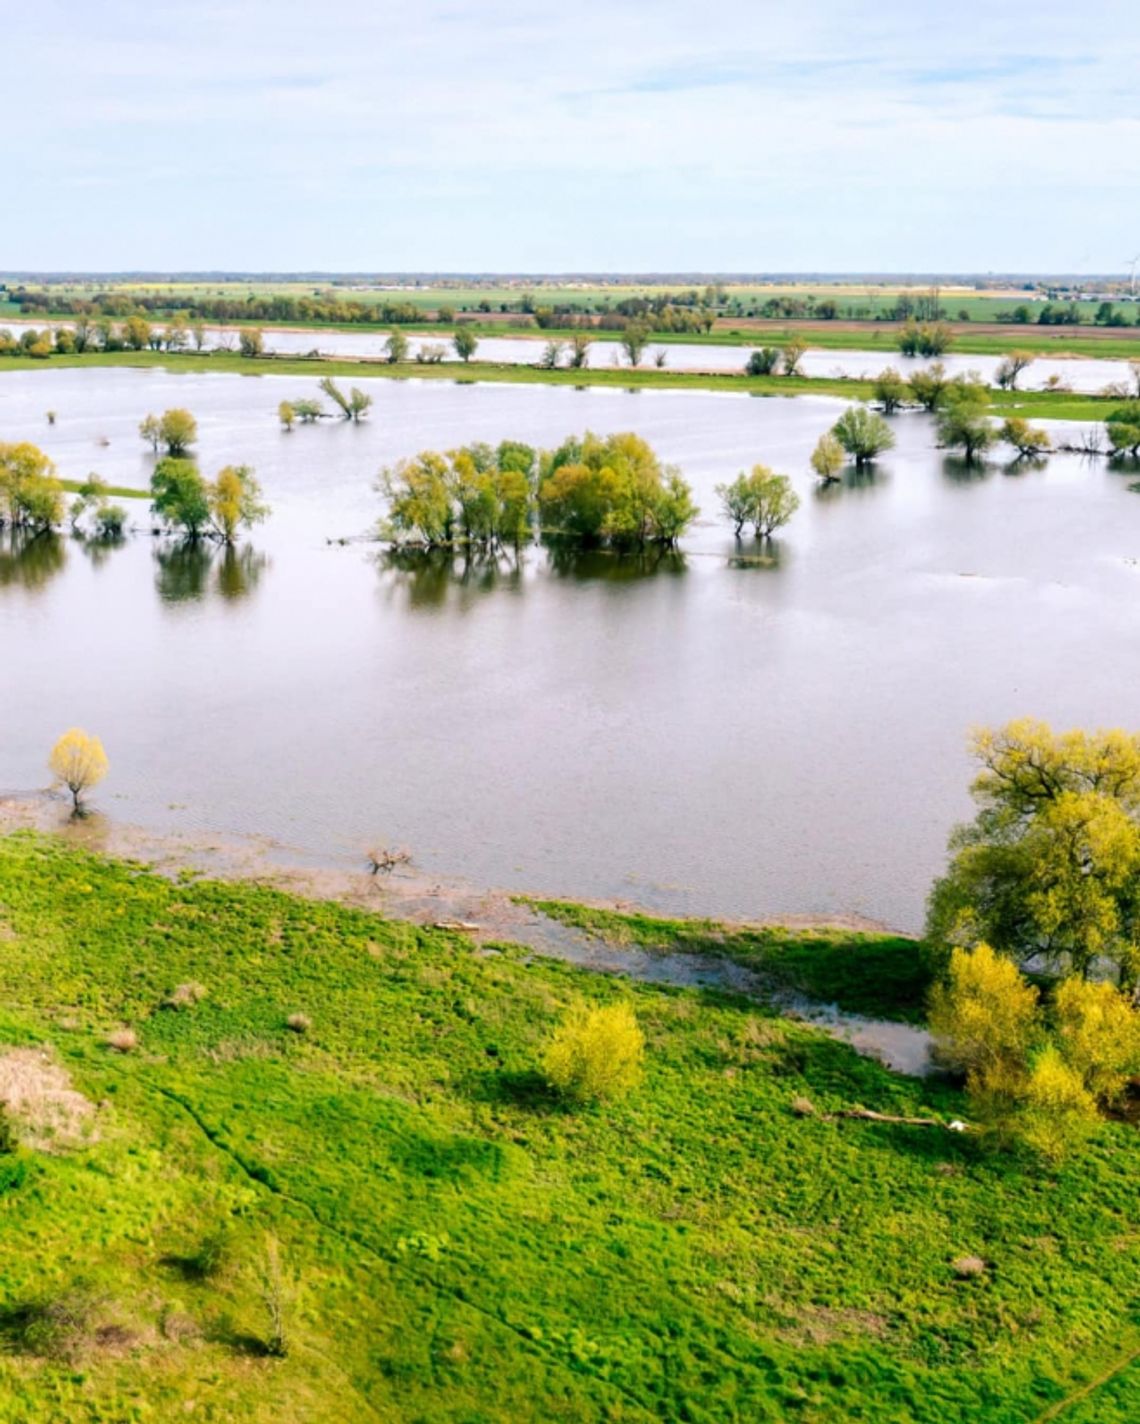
xmin=2 ymin=366 xmax=1138 ymax=930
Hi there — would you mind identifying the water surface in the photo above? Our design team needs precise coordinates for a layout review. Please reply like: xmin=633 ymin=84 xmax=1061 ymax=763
xmin=1 ymin=366 xmax=1138 ymax=931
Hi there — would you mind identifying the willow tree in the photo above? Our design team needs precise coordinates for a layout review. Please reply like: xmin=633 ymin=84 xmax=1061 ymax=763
xmin=927 ymin=720 xmax=1140 ymax=985
xmin=208 ymin=466 xmax=269 ymax=543
xmin=716 ymin=466 xmax=799 ymax=537
xmin=0 ymin=441 xmax=64 ymax=531
xmin=830 ymin=407 xmax=895 ymax=467
xmin=49 ymin=728 xmax=109 ymax=813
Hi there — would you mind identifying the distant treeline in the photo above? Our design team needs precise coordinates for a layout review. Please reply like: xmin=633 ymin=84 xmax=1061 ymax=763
xmin=5 ymin=284 xmax=1136 ymax=330
xmin=9 ymin=290 xmax=426 ymax=327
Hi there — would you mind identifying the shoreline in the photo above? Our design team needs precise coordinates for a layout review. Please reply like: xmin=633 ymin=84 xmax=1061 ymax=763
xmin=0 ymin=793 xmax=930 ymax=1075
xmin=0 ymin=348 xmax=1120 ymax=420
xmin=0 ymin=790 xmax=901 ymax=943
xmin=6 ymin=308 xmax=1140 ymax=359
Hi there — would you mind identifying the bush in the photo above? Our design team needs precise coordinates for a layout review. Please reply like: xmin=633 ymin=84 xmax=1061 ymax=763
xmin=543 ymin=1001 xmax=644 ymax=1103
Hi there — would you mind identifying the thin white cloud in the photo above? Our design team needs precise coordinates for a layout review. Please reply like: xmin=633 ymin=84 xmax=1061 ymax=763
xmin=6 ymin=0 xmax=1139 ymax=269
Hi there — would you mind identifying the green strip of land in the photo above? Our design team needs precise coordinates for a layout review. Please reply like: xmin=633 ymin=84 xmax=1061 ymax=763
xmin=0 ymin=349 xmax=1116 ymax=420
xmin=59 ymin=478 xmax=148 ymax=500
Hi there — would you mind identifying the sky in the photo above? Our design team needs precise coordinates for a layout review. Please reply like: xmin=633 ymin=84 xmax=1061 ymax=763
xmin=7 ymin=0 xmax=1139 ymax=273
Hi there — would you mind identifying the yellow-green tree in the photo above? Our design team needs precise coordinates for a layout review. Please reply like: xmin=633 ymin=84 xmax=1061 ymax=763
xmin=0 ymin=442 xmax=64 ymax=532
xmin=207 ymin=466 xmax=268 ymax=544
xmin=1019 ymin=1046 xmax=1097 ymax=1162
xmin=49 ymin=728 xmax=109 ymax=812
xmin=1053 ymin=977 xmax=1140 ymax=1106
xmin=810 ymin=433 xmax=845 ymax=483
xmin=140 ymin=409 xmax=197 ymax=457
xmin=543 ymin=1001 xmax=645 ymax=1104
xmin=927 ymin=721 xmax=1140 ymax=984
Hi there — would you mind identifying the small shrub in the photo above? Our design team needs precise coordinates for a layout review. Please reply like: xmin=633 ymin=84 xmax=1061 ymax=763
xmin=542 ymin=1001 xmax=644 ymax=1104
xmin=187 ymin=1229 xmax=231 ymax=1280
xmin=14 ymin=1287 xmax=104 ymax=1362
xmin=951 ymin=1255 xmax=986 ymax=1279
xmin=106 ymin=1027 xmax=138 ymax=1053
xmin=164 ymin=981 xmax=206 ymax=1010
xmin=791 ymin=1095 xmax=816 ymax=1117
xmin=285 ymin=1013 xmax=311 ymax=1034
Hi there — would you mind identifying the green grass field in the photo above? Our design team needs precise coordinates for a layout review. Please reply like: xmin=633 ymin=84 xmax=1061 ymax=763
xmin=0 ymin=348 xmax=1121 ymax=422
xmin=2 ymin=832 xmax=1140 ymax=1421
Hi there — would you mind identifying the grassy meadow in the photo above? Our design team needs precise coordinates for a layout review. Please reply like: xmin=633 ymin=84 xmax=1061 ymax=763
xmin=0 ymin=347 xmax=1121 ymax=422
xmin=2 ymin=833 xmax=1140 ymax=1421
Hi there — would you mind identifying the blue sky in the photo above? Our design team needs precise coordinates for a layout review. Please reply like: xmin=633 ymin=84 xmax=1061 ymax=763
xmin=7 ymin=0 xmax=1138 ymax=272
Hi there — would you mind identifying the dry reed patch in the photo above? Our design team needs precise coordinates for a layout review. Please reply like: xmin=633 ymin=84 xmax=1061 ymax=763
xmin=0 ymin=1046 xmax=98 ymax=1151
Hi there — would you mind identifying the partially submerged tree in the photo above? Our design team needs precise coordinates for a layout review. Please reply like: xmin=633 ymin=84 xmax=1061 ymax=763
xmin=781 ymin=340 xmax=806 ymax=376
xmin=139 ymin=409 xmax=197 ymax=457
xmin=872 ymin=367 xmax=909 ymax=414
xmin=936 ymin=386 xmax=996 ymax=464
xmin=716 ymin=466 xmax=800 ymax=537
xmin=568 ymin=333 xmax=593 ymax=369
xmin=619 ymin=320 xmax=651 ymax=368
xmin=830 ymin=406 xmax=896 ymax=467
xmin=538 ymin=431 xmax=696 ymax=548
xmin=379 ymin=441 xmax=538 ymax=550
xmin=452 ymin=327 xmax=479 ymax=363
xmin=1000 ymin=417 xmax=1052 ymax=459
xmin=239 ymin=328 xmax=265 ymax=358
xmin=0 ymin=442 xmax=65 ymax=532
xmin=809 ymin=432 xmax=845 ymax=483
xmin=1105 ymin=401 xmax=1140 ymax=459
xmin=541 ymin=340 xmax=565 ymax=369
xmin=384 ymin=330 xmax=409 ymax=364
xmin=150 ymin=458 xmax=211 ymax=537
xmin=208 ymin=465 xmax=268 ymax=543
xmin=49 ymin=728 xmax=109 ymax=813
xmin=278 ymin=401 xmax=296 ymax=431
xmin=994 ymin=350 xmax=1035 ymax=390
xmin=908 ymin=361 xmax=949 ymax=411
xmin=317 ymin=376 xmax=371 ymax=421
xmin=745 ymin=347 xmax=781 ymax=376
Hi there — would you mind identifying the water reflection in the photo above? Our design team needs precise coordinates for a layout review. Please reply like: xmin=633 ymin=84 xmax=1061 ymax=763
xmin=75 ymin=531 xmax=127 ymax=569
xmin=154 ymin=540 xmax=268 ymax=603
xmin=727 ymin=541 xmax=785 ymax=571
xmin=376 ymin=546 xmax=524 ymax=611
xmin=940 ymin=456 xmax=992 ymax=485
xmin=1002 ymin=455 xmax=1049 ymax=478
xmin=813 ymin=465 xmax=889 ymax=501
xmin=0 ymin=529 xmax=66 ymax=590
xmin=544 ymin=541 xmax=687 ymax=581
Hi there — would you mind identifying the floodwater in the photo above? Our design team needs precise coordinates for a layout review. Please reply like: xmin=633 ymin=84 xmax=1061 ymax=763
xmin=4 ymin=319 xmax=1138 ymax=392
xmin=1 ymin=366 xmax=1138 ymax=933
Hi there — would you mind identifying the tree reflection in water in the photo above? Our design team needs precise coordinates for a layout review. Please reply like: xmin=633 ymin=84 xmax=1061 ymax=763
xmin=154 ymin=539 xmax=268 ymax=603
xmin=0 ymin=529 xmax=66 ymax=591
xmin=543 ymin=540 xmax=687 ymax=582
xmin=376 ymin=545 xmax=523 ymax=611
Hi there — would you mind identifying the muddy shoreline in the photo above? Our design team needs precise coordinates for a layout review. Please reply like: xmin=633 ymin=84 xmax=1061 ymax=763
xmin=0 ymin=792 xmax=932 ymax=1076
